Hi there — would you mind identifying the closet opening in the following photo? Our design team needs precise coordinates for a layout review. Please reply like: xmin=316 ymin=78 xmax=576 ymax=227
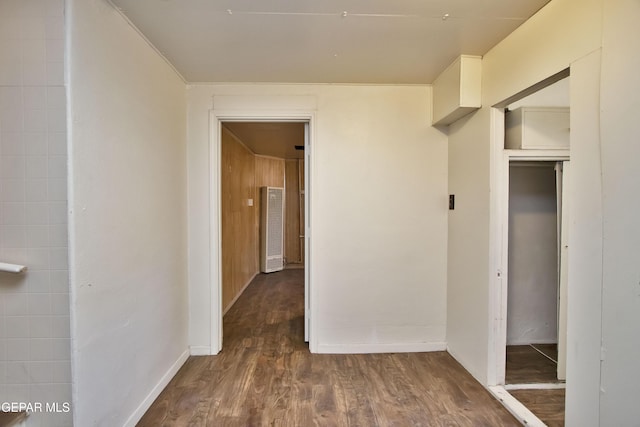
xmin=489 ymin=72 xmax=570 ymax=426
xmin=505 ymin=160 xmax=567 ymax=385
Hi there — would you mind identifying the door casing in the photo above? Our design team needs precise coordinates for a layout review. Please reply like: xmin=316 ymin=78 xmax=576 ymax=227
xmin=493 ymin=143 xmax=570 ymax=385
xmin=210 ymin=108 xmax=317 ymax=354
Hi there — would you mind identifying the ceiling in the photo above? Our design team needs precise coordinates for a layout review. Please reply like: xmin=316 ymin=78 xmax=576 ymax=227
xmin=109 ymin=0 xmax=551 ymax=84
xmin=111 ymin=0 xmax=551 ymax=157
xmin=223 ymin=122 xmax=305 ymax=159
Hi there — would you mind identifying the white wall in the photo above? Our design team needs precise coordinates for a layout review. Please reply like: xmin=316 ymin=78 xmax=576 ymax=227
xmin=188 ymin=84 xmax=448 ymax=354
xmin=599 ymin=0 xmax=640 ymax=423
xmin=446 ymin=107 xmax=491 ymax=384
xmin=0 ymin=0 xmax=72 ymax=425
xmin=445 ymin=0 xmax=606 ymax=424
xmin=565 ymin=50 xmax=603 ymax=427
xmin=481 ymin=0 xmax=603 ymax=107
xmin=67 ymin=0 xmax=188 ymax=425
xmin=507 ymin=165 xmax=558 ymax=345
xmin=508 ymin=78 xmax=569 ymax=110
xmin=447 ymin=0 xmax=640 ymax=423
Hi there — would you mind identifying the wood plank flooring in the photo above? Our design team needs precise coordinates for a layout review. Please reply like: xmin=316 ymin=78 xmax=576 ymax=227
xmin=0 ymin=411 xmax=27 ymax=427
xmin=505 ymin=345 xmax=560 ymax=384
xmin=530 ymin=344 xmax=558 ymax=363
xmin=509 ymin=389 xmax=565 ymax=427
xmin=138 ymin=270 xmax=519 ymax=426
xmin=506 ymin=344 xmax=565 ymax=425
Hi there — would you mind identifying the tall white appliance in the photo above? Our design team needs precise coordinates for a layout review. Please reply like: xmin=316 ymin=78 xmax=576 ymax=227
xmin=261 ymin=187 xmax=285 ymax=273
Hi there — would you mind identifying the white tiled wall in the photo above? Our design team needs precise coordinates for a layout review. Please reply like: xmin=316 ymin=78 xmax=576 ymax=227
xmin=0 ymin=0 xmax=71 ymax=425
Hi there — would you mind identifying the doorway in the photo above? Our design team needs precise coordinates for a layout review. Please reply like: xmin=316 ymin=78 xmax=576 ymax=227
xmin=487 ymin=73 xmax=570 ymax=426
xmin=499 ymin=157 xmax=570 ymax=427
xmin=220 ymin=121 xmax=306 ymax=310
xmin=505 ymin=160 xmax=568 ymax=386
xmin=212 ymin=110 xmax=315 ymax=354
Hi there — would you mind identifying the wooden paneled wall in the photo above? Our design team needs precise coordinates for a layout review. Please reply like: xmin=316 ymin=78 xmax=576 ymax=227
xmin=255 ymin=156 xmax=285 ymax=188
xmin=221 ymin=128 xmax=258 ymax=312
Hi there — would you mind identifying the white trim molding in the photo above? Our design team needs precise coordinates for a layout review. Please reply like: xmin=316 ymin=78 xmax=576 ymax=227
xmin=189 ymin=346 xmax=213 ymax=356
xmin=209 ymin=96 xmax=318 ymax=355
xmin=488 ymin=386 xmax=547 ymax=427
xmin=504 ymin=382 xmax=566 ymax=391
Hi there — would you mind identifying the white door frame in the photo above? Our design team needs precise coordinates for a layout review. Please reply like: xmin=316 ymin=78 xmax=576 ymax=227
xmin=209 ymin=109 xmax=317 ymax=354
xmin=557 ymin=160 xmax=570 ymax=380
xmin=490 ymin=127 xmax=570 ymax=385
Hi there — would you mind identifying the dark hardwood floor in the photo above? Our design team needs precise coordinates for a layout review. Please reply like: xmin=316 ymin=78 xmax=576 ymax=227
xmin=510 ymin=389 xmax=565 ymax=427
xmin=0 ymin=411 xmax=27 ymax=427
xmin=138 ymin=270 xmax=519 ymax=426
xmin=506 ymin=344 xmax=565 ymax=425
xmin=530 ymin=344 xmax=557 ymax=363
xmin=505 ymin=345 xmax=560 ymax=384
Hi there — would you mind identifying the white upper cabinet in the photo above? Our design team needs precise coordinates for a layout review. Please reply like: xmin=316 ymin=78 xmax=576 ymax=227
xmin=432 ymin=55 xmax=482 ymax=126
xmin=505 ymin=107 xmax=570 ymax=150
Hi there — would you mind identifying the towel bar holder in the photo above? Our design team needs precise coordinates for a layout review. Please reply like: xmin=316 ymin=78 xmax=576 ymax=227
xmin=0 ymin=262 xmax=27 ymax=274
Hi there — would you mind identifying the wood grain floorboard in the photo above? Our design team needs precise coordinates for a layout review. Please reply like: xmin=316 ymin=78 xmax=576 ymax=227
xmin=506 ymin=345 xmax=560 ymax=384
xmin=510 ymin=389 xmax=565 ymax=427
xmin=0 ymin=411 xmax=28 ymax=427
xmin=138 ymin=270 xmax=519 ymax=426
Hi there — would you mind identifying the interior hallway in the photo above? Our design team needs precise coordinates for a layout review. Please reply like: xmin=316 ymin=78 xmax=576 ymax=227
xmin=138 ymin=270 xmax=519 ymax=426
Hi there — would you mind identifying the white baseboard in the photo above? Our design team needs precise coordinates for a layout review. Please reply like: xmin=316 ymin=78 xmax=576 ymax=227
xmin=315 ymin=341 xmax=447 ymax=354
xmin=123 ymin=348 xmax=189 ymax=427
xmin=189 ymin=345 xmax=213 ymax=356
xmin=223 ymin=272 xmax=257 ymax=315
xmin=505 ymin=382 xmax=566 ymax=390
